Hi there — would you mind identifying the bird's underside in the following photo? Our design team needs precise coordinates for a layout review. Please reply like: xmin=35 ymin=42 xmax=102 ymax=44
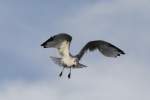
xmin=41 ymin=33 xmax=125 ymax=79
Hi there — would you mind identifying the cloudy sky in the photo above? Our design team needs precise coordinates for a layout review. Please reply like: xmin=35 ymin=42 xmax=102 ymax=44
xmin=0 ymin=0 xmax=150 ymax=100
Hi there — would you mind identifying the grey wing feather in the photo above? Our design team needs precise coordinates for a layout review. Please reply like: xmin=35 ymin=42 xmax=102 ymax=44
xmin=41 ymin=33 xmax=72 ymax=48
xmin=76 ymin=40 xmax=125 ymax=60
xmin=41 ymin=33 xmax=72 ymax=57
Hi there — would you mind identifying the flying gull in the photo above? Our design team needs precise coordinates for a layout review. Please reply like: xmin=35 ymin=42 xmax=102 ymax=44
xmin=41 ymin=33 xmax=125 ymax=78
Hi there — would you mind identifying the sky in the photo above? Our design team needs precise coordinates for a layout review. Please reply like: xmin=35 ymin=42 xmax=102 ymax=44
xmin=0 ymin=0 xmax=150 ymax=100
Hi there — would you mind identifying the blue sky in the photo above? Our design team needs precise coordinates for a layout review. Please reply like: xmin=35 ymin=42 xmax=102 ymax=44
xmin=0 ymin=0 xmax=150 ymax=100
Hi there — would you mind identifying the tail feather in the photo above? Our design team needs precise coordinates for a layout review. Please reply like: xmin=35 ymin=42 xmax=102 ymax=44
xmin=50 ymin=56 xmax=63 ymax=66
xmin=74 ymin=63 xmax=88 ymax=68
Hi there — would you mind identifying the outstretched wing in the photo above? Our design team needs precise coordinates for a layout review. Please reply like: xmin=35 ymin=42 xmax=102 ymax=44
xmin=41 ymin=33 xmax=72 ymax=57
xmin=76 ymin=40 xmax=125 ymax=60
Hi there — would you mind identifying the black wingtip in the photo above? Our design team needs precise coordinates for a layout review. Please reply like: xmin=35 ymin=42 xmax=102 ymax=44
xmin=117 ymin=54 xmax=120 ymax=56
xmin=117 ymin=48 xmax=125 ymax=55
xmin=41 ymin=44 xmax=43 ymax=47
xmin=40 ymin=36 xmax=54 ymax=48
xmin=41 ymin=43 xmax=46 ymax=48
xmin=121 ymin=51 xmax=125 ymax=55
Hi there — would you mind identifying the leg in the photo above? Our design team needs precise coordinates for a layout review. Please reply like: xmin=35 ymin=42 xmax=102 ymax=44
xmin=68 ymin=67 xmax=71 ymax=79
xmin=59 ymin=67 xmax=64 ymax=77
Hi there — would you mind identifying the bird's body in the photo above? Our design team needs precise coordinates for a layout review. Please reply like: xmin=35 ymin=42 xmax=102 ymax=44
xmin=41 ymin=33 xmax=125 ymax=78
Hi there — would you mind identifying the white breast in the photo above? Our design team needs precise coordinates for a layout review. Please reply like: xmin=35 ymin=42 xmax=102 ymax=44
xmin=58 ymin=41 xmax=70 ymax=57
xmin=61 ymin=56 xmax=77 ymax=67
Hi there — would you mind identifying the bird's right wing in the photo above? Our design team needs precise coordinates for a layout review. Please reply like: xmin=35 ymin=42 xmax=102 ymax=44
xmin=76 ymin=40 xmax=125 ymax=60
xmin=41 ymin=33 xmax=72 ymax=57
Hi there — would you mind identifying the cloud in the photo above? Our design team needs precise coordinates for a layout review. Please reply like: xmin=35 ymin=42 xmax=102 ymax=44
xmin=0 ymin=81 xmax=59 ymax=100
xmin=0 ymin=59 xmax=150 ymax=100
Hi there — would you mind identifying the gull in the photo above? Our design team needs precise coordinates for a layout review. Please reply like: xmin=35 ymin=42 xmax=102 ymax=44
xmin=41 ymin=33 xmax=125 ymax=78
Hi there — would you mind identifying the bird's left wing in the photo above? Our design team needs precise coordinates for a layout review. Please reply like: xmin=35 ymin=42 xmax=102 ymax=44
xmin=41 ymin=33 xmax=72 ymax=57
xmin=76 ymin=40 xmax=125 ymax=60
